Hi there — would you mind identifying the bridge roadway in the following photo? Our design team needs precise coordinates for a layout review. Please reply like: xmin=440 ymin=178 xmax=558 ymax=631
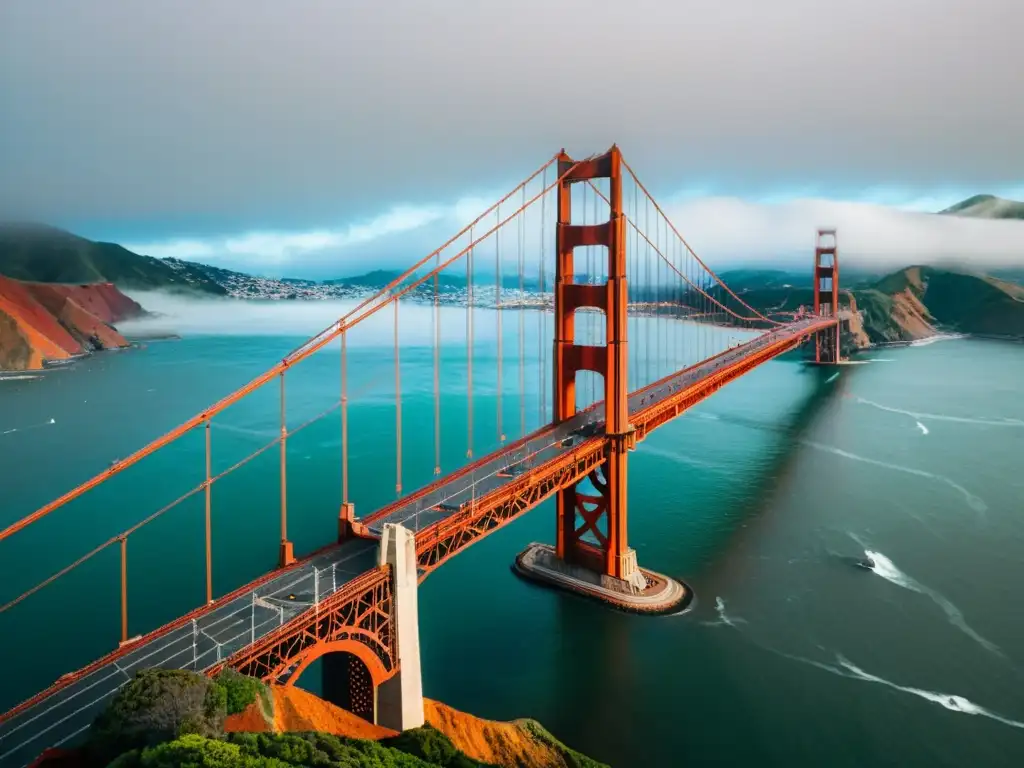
xmin=363 ymin=316 xmax=829 ymax=535
xmin=0 ymin=317 xmax=828 ymax=768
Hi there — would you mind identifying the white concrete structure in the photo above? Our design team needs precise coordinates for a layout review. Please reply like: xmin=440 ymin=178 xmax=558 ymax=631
xmin=376 ymin=523 xmax=425 ymax=731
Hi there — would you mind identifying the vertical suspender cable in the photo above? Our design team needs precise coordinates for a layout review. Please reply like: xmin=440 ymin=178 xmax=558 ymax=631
xmin=538 ymin=168 xmax=548 ymax=427
xmin=593 ymin=180 xmax=600 ymax=407
xmin=395 ymin=298 xmax=402 ymax=498
xmin=204 ymin=419 xmax=212 ymax=604
xmin=433 ymin=256 xmax=441 ymax=475
xmin=341 ymin=329 xmax=348 ymax=504
xmin=631 ymin=180 xmax=638 ymax=391
xmin=120 ymin=535 xmax=128 ymax=643
xmin=467 ymin=226 xmax=474 ymax=459
xmin=496 ymin=204 xmax=504 ymax=444
xmin=519 ymin=184 xmax=526 ymax=438
xmin=645 ymin=195 xmax=651 ymax=387
xmin=279 ymin=372 xmax=287 ymax=552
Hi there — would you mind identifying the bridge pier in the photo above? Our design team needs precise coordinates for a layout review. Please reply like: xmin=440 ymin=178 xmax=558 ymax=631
xmin=376 ymin=523 xmax=425 ymax=732
xmin=317 ymin=523 xmax=424 ymax=732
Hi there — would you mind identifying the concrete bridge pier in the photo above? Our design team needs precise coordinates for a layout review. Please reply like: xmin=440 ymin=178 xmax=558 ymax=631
xmin=376 ymin=523 xmax=425 ymax=732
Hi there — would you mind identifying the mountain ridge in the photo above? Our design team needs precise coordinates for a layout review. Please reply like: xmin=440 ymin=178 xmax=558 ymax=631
xmin=938 ymin=194 xmax=1024 ymax=220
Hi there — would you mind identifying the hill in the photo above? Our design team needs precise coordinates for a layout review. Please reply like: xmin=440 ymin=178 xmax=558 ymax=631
xmin=0 ymin=223 xmax=227 ymax=294
xmin=30 ymin=667 xmax=606 ymax=768
xmin=700 ymin=264 xmax=1024 ymax=349
xmin=939 ymin=194 xmax=1024 ymax=220
xmin=0 ymin=276 xmax=143 ymax=370
xmin=861 ymin=265 xmax=1024 ymax=340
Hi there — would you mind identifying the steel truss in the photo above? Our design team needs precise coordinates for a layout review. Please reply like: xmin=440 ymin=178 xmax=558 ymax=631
xmin=416 ymin=440 xmax=606 ymax=573
xmin=209 ymin=566 xmax=396 ymax=685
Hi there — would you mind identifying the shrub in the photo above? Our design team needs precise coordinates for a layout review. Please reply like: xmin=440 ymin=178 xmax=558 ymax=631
xmin=87 ymin=669 xmax=227 ymax=765
xmin=213 ymin=668 xmax=271 ymax=717
xmin=382 ymin=726 xmax=490 ymax=768
xmin=107 ymin=733 xmax=273 ymax=768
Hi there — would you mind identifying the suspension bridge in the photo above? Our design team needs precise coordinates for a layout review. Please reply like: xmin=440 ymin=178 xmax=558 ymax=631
xmin=0 ymin=146 xmax=842 ymax=767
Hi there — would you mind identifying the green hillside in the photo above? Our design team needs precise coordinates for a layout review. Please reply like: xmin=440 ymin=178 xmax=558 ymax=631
xmin=0 ymin=223 xmax=226 ymax=293
xmin=893 ymin=266 xmax=1024 ymax=337
xmin=939 ymin=194 xmax=1024 ymax=220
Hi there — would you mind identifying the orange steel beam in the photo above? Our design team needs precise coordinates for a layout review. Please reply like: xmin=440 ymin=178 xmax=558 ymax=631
xmin=0 ymin=155 xmax=567 ymax=545
xmin=207 ymin=565 xmax=396 ymax=685
xmin=416 ymin=438 xmax=607 ymax=573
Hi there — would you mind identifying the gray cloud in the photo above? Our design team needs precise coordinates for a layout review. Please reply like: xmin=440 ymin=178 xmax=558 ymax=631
xmin=2 ymin=0 xmax=1022 ymax=235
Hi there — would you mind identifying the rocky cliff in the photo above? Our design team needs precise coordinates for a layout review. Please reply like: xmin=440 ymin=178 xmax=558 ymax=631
xmin=0 ymin=276 xmax=143 ymax=370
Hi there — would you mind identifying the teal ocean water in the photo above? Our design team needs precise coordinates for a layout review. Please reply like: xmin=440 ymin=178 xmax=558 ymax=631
xmin=2 ymin=300 xmax=1024 ymax=766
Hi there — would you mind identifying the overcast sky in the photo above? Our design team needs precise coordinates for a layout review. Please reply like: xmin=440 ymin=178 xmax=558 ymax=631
xmin=2 ymin=0 xmax=1022 ymax=277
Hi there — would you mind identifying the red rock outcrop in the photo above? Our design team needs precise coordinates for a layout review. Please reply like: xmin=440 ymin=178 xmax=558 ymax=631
xmin=0 ymin=277 xmax=142 ymax=371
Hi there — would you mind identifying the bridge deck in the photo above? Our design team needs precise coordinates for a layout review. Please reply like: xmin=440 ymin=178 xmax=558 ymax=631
xmin=364 ymin=318 xmax=828 ymax=535
xmin=0 ymin=318 xmax=830 ymax=768
xmin=0 ymin=539 xmax=377 ymax=768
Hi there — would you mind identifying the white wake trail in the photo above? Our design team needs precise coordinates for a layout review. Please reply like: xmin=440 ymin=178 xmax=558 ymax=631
xmin=1 ymin=417 xmax=56 ymax=437
xmin=860 ymin=547 xmax=1002 ymax=657
xmin=858 ymin=397 xmax=1024 ymax=428
xmin=804 ymin=441 xmax=987 ymax=513
xmin=791 ymin=653 xmax=1024 ymax=730
xmin=916 ymin=421 xmax=929 ymax=435
xmin=702 ymin=597 xmax=747 ymax=627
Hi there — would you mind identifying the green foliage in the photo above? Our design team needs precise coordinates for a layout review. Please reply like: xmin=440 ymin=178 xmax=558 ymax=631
xmin=85 ymin=667 xmax=601 ymax=768
xmin=517 ymin=720 xmax=610 ymax=768
xmin=105 ymin=734 xmax=277 ymax=768
xmin=867 ymin=266 xmax=1024 ymax=338
xmin=0 ymin=223 xmax=226 ymax=293
xmin=213 ymin=668 xmax=271 ymax=717
xmin=382 ymin=726 xmax=494 ymax=767
xmin=87 ymin=669 xmax=227 ymax=766
xmin=229 ymin=731 xmax=447 ymax=767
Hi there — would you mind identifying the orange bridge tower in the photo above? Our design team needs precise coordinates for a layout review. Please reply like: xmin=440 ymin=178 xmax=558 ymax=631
xmin=514 ymin=146 xmax=688 ymax=613
xmin=813 ymin=228 xmax=841 ymax=364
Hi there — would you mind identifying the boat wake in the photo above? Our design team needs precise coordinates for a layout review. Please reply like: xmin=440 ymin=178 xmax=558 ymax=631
xmin=705 ymin=594 xmax=1023 ymax=731
xmin=702 ymin=597 xmax=747 ymax=627
xmin=857 ymin=397 xmax=1024 ymax=428
xmin=803 ymin=441 xmax=987 ymax=514
xmin=1 ymin=417 xmax=56 ymax=436
xmin=850 ymin=539 xmax=1002 ymax=658
xmin=784 ymin=652 xmax=1024 ymax=729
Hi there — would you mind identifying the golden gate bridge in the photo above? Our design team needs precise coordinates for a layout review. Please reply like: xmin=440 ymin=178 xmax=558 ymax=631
xmin=0 ymin=146 xmax=841 ymax=767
